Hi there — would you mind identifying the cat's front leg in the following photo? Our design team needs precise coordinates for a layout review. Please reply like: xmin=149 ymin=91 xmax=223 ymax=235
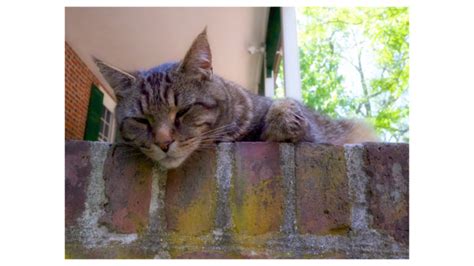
xmin=261 ymin=98 xmax=310 ymax=142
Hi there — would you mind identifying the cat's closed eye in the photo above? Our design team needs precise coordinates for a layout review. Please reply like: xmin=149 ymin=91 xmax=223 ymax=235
xmin=194 ymin=122 xmax=212 ymax=127
xmin=176 ymin=101 xmax=216 ymax=118
xmin=193 ymin=101 xmax=217 ymax=110
xmin=132 ymin=117 xmax=150 ymax=125
xmin=176 ymin=106 xmax=192 ymax=119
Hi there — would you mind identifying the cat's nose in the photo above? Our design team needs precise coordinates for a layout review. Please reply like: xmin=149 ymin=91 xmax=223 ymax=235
xmin=154 ymin=125 xmax=174 ymax=153
xmin=158 ymin=140 xmax=174 ymax=153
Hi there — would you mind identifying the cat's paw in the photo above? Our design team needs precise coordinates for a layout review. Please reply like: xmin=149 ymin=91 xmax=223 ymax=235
xmin=261 ymin=99 xmax=309 ymax=142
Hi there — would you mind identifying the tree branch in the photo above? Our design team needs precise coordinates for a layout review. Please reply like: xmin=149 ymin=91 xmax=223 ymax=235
xmin=356 ymin=48 xmax=372 ymax=117
xmin=368 ymin=90 xmax=384 ymax=99
xmin=325 ymin=19 xmax=364 ymax=26
xmin=340 ymin=55 xmax=360 ymax=71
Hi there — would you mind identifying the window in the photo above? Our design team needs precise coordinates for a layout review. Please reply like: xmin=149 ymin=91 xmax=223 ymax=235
xmin=98 ymin=107 xmax=115 ymax=142
xmin=84 ymin=84 xmax=117 ymax=142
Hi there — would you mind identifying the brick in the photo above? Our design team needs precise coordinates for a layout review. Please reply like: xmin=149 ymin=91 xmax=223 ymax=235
xmin=231 ymin=142 xmax=284 ymax=235
xmin=165 ymin=148 xmax=218 ymax=236
xmin=301 ymin=251 xmax=348 ymax=259
xmin=364 ymin=143 xmax=409 ymax=245
xmin=238 ymin=250 xmax=271 ymax=259
xmin=172 ymin=250 xmax=270 ymax=259
xmin=66 ymin=243 xmax=154 ymax=259
xmin=65 ymin=141 xmax=92 ymax=227
xmin=99 ymin=144 xmax=154 ymax=234
xmin=173 ymin=251 xmax=235 ymax=259
xmin=295 ymin=143 xmax=351 ymax=235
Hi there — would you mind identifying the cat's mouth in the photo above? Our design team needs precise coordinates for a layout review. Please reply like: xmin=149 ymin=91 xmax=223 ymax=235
xmin=140 ymin=143 xmax=196 ymax=169
xmin=157 ymin=155 xmax=188 ymax=169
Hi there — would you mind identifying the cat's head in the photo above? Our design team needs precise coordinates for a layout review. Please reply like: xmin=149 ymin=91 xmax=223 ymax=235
xmin=95 ymin=29 xmax=227 ymax=169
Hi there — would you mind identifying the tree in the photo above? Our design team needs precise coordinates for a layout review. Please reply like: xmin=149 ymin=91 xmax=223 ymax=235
xmin=277 ymin=7 xmax=409 ymax=142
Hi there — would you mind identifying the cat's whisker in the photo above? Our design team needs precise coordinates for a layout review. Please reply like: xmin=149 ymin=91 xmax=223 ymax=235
xmin=198 ymin=130 xmax=237 ymax=140
xmin=196 ymin=142 xmax=219 ymax=149
xmin=202 ymin=123 xmax=234 ymax=134
xmin=201 ymin=129 xmax=236 ymax=137
xmin=202 ymin=128 xmax=235 ymax=137
xmin=177 ymin=125 xmax=237 ymax=147
xmin=179 ymin=138 xmax=200 ymax=147
xmin=180 ymin=139 xmax=219 ymax=152
xmin=178 ymin=139 xmax=195 ymax=145
xmin=180 ymin=134 xmax=229 ymax=147
xmin=183 ymin=134 xmax=234 ymax=146
xmin=199 ymin=135 xmax=235 ymax=143
xmin=200 ymin=125 xmax=236 ymax=137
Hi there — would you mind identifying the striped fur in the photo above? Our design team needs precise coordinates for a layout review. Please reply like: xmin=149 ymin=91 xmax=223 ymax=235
xmin=95 ymin=29 xmax=378 ymax=169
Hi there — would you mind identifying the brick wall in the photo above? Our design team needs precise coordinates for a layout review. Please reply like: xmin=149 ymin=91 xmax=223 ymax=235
xmin=65 ymin=141 xmax=409 ymax=259
xmin=65 ymin=42 xmax=110 ymax=140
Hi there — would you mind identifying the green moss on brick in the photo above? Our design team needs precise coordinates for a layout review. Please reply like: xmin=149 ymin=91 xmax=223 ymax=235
xmin=231 ymin=142 xmax=285 ymax=236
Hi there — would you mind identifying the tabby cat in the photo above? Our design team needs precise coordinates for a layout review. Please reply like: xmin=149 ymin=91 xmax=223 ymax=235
xmin=95 ymin=29 xmax=378 ymax=169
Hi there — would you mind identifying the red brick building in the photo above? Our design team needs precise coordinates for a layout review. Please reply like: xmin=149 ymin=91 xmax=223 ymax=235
xmin=65 ymin=42 xmax=117 ymax=142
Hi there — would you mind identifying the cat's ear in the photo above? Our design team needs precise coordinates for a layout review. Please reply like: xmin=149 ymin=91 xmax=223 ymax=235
xmin=93 ymin=57 xmax=136 ymax=99
xmin=180 ymin=28 xmax=213 ymax=81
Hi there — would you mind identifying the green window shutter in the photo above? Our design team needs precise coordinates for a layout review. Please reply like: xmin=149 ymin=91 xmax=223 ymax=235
xmin=83 ymin=84 xmax=104 ymax=141
xmin=265 ymin=7 xmax=281 ymax=78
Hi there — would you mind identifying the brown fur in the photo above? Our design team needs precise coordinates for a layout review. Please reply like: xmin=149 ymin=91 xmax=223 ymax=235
xmin=95 ymin=29 xmax=378 ymax=169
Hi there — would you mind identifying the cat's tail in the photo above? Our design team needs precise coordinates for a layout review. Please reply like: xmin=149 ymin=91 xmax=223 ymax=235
xmin=342 ymin=119 xmax=379 ymax=144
